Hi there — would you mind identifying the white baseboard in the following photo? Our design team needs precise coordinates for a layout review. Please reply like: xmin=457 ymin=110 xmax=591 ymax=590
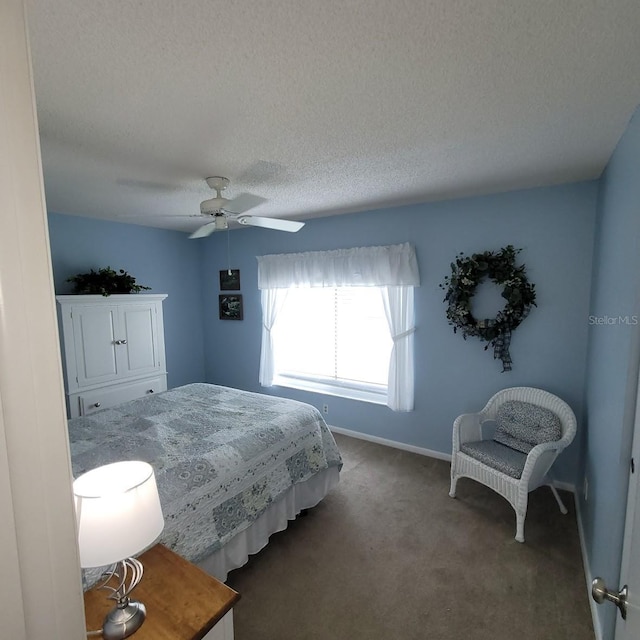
xmin=329 ymin=425 xmax=577 ymax=496
xmin=574 ymin=494 xmax=603 ymax=640
xmin=555 ymin=479 xmax=576 ymax=493
xmin=329 ymin=425 xmax=452 ymax=462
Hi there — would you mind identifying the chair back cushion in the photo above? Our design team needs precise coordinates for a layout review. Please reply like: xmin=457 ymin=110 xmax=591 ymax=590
xmin=493 ymin=400 xmax=562 ymax=454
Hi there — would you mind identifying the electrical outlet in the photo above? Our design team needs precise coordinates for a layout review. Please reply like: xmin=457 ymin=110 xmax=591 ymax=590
xmin=322 ymin=404 xmax=329 ymax=414
xmin=583 ymin=477 xmax=589 ymax=502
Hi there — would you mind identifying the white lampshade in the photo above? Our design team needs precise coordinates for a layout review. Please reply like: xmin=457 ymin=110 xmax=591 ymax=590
xmin=73 ymin=461 xmax=164 ymax=569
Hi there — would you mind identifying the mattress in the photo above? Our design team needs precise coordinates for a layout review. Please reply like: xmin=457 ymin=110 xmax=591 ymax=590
xmin=68 ymin=383 xmax=342 ymax=580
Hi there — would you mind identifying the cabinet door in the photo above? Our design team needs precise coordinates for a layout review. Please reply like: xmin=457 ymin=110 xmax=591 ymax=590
xmin=72 ymin=305 xmax=120 ymax=387
xmin=119 ymin=303 xmax=161 ymax=377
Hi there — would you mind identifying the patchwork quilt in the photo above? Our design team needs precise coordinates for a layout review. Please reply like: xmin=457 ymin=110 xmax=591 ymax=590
xmin=69 ymin=383 xmax=342 ymax=567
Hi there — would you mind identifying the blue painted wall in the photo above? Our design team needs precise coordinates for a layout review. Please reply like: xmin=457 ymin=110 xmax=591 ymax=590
xmin=47 ymin=212 xmax=206 ymax=388
xmin=583 ymin=107 xmax=640 ymax=640
xmin=201 ymin=182 xmax=597 ymax=484
xmin=45 ymin=110 xmax=640 ymax=635
xmin=46 ymin=182 xmax=598 ymax=487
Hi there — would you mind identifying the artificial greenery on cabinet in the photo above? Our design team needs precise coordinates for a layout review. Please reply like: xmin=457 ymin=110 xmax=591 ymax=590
xmin=67 ymin=267 xmax=151 ymax=296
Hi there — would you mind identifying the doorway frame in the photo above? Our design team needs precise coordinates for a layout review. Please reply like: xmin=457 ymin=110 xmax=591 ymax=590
xmin=0 ymin=1 xmax=85 ymax=638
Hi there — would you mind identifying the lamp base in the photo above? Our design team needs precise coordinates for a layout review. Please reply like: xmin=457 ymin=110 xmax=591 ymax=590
xmin=102 ymin=600 xmax=146 ymax=640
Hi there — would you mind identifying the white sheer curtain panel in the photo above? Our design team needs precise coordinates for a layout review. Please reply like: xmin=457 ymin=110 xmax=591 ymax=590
xmin=258 ymin=288 xmax=289 ymax=386
xmin=257 ymin=243 xmax=420 ymax=408
xmin=381 ymin=286 xmax=416 ymax=411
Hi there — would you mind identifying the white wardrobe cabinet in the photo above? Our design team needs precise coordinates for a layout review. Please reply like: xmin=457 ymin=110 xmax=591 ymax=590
xmin=56 ymin=294 xmax=168 ymax=417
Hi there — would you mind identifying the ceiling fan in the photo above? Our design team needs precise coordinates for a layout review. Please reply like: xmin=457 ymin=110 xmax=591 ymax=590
xmin=188 ymin=177 xmax=305 ymax=239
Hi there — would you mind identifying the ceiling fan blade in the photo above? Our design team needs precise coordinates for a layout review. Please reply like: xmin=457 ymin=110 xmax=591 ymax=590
xmin=237 ymin=216 xmax=305 ymax=233
xmin=189 ymin=221 xmax=218 ymax=239
xmin=223 ymin=193 xmax=267 ymax=214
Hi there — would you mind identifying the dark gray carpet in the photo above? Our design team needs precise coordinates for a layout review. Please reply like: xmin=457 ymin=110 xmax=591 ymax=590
xmin=227 ymin=433 xmax=594 ymax=639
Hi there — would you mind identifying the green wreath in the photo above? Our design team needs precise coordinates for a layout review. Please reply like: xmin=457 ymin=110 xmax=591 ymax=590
xmin=439 ymin=245 xmax=536 ymax=371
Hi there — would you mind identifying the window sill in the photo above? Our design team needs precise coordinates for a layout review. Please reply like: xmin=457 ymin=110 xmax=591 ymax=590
xmin=271 ymin=375 xmax=388 ymax=406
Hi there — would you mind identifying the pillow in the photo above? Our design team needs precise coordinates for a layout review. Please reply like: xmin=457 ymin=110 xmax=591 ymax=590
xmin=461 ymin=440 xmax=527 ymax=479
xmin=493 ymin=400 xmax=562 ymax=454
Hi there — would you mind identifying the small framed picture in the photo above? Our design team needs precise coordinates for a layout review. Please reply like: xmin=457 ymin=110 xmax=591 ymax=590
xmin=219 ymin=294 xmax=243 ymax=321
xmin=219 ymin=269 xmax=241 ymax=291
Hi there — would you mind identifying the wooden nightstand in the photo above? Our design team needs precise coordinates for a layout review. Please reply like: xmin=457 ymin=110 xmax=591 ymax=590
xmin=83 ymin=544 xmax=240 ymax=640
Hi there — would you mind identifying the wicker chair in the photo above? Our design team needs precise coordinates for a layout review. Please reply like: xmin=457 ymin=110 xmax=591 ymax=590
xmin=449 ymin=387 xmax=577 ymax=542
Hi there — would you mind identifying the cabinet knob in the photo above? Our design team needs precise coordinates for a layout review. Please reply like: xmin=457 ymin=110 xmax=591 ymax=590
xmin=147 ymin=389 xmax=154 ymax=394
xmin=93 ymin=402 xmax=101 ymax=408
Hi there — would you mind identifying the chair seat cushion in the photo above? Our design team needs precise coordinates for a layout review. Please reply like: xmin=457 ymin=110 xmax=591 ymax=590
xmin=460 ymin=440 xmax=527 ymax=479
xmin=493 ymin=400 xmax=562 ymax=454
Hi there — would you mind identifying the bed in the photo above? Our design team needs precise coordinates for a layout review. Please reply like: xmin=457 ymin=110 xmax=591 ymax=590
xmin=68 ymin=383 xmax=342 ymax=581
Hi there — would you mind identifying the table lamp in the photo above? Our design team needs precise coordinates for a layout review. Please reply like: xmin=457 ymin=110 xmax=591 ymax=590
xmin=73 ymin=460 xmax=165 ymax=640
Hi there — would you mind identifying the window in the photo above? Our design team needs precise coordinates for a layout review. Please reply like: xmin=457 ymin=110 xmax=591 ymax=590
xmin=271 ymin=287 xmax=393 ymax=403
xmin=257 ymin=243 xmax=419 ymax=411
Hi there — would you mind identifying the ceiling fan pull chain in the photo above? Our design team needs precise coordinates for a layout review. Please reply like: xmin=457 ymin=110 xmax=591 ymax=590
xmin=227 ymin=228 xmax=232 ymax=275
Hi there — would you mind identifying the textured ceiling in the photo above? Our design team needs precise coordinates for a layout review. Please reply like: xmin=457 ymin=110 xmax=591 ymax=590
xmin=26 ymin=0 xmax=640 ymax=234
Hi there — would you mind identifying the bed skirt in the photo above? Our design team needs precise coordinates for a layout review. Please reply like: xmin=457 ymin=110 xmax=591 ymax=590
xmin=198 ymin=466 xmax=340 ymax=582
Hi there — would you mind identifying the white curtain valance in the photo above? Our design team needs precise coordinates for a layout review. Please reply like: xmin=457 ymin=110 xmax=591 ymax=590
xmin=257 ymin=243 xmax=420 ymax=290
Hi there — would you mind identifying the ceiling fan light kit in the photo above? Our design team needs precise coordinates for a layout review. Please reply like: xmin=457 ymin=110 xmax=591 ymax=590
xmin=187 ymin=176 xmax=305 ymax=239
